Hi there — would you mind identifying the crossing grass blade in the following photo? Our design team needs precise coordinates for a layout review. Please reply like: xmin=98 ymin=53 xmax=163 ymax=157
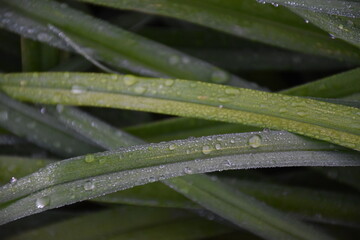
xmin=0 ymin=72 xmax=359 ymax=150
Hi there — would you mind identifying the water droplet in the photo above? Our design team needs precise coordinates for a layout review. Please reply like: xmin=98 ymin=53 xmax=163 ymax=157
xmin=222 ymin=160 xmax=232 ymax=168
xmin=123 ymin=75 xmax=137 ymax=86
xmin=36 ymin=196 xmax=50 ymax=209
xmin=169 ymin=55 xmax=179 ymax=65
xmin=10 ymin=177 xmax=17 ymax=183
xmin=225 ymin=88 xmax=240 ymax=95
xmin=181 ymin=57 xmax=190 ymax=64
xmin=271 ymin=3 xmax=279 ymax=7
xmin=148 ymin=176 xmax=156 ymax=182
xmin=218 ymin=97 xmax=230 ymax=103
xmin=338 ymin=24 xmax=344 ymax=30
xmin=71 ymin=85 xmax=86 ymax=94
xmin=279 ymin=108 xmax=287 ymax=113
xmin=304 ymin=19 xmax=309 ymax=24
xmin=169 ymin=144 xmax=176 ymax=150
xmin=218 ymin=105 xmax=223 ymax=108
xmin=183 ymin=167 xmax=193 ymax=174
xmin=248 ymin=135 xmax=262 ymax=148
xmin=164 ymin=79 xmax=174 ymax=86
xmin=202 ymin=145 xmax=212 ymax=154
xmin=215 ymin=144 xmax=221 ymax=150
xmin=37 ymin=32 xmax=52 ymax=42
xmin=297 ymin=111 xmax=307 ymax=117
xmin=84 ymin=181 xmax=95 ymax=190
xmin=84 ymin=154 xmax=95 ymax=163
xmin=40 ymin=107 xmax=46 ymax=114
xmin=211 ymin=70 xmax=229 ymax=83
xmin=56 ymin=104 xmax=64 ymax=113
xmin=0 ymin=111 xmax=8 ymax=121
xmin=134 ymin=86 xmax=147 ymax=94
xmin=329 ymin=33 xmax=336 ymax=39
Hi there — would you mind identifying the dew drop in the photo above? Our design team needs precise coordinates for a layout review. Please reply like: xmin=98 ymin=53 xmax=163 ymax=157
xmin=225 ymin=88 xmax=240 ymax=95
xmin=297 ymin=111 xmax=307 ymax=117
xmin=56 ymin=104 xmax=64 ymax=113
xmin=218 ymin=97 xmax=230 ymax=103
xmin=279 ymin=108 xmax=287 ymax=113
xmin=71 ymin=85 xmax=86 ymax=94
xmin=304 ymin=19 xmax=309 ymax=23
xmin=211 ymin=70 xmax=229 ymax=83
xmin=202 ymin=145 xmax=212 ymax=154
xmin=248 ymin=135 xmax=262 ymax=148
xmin=84 ymin=154 xmax=95 ymax=163
xmin=164 ymin=79 xmax=174 ymax=86
xmin=222 ymin=160 xmax=232 ymax=168
xmin=169 ymin=144 xmax=176 ymax=150
xmin=134 ymin=86 xmax=147 ymax=94
xmin=218 ymin=105 xmax=223 ymax=108
xmin=84 ymin=181 xmax=95 ymax=191
xmin=183 ymin=167 xmax=193 ymax=174
xmin=215 ymin=144 xmax=221 ymax=150
xmin=40 ymin=107 xmax=46 ymax=114
xmin=37 ymin=32 xmax=52 ymax=42
xmin=10 ymin=177 xmax=17 ymax=184
xmin=148 ymin=176 xmax=156 ymax=182
xmin=329 ymin=33 xmax=336 ymax=39
xmin=36 ymin=196 xmax=50 ymax=209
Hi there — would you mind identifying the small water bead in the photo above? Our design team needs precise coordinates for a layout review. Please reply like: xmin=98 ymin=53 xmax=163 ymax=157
xmin=36 ymin=196 xmax=50 ymax=209
xmin=218 ymin=105 xmax=223 ymax=108
xmin=338 ymin=24 xmax=344 ymax=30
xmin=215 ymin=144 xmax=222 ymax=150
xmin=134 ymin=86 xmax=147 ymax=94
xmin=123 ymin=76 xmax=137 ymax=86
xmin=71 ymin=85 xmax=86 ymax=94
xmin=222 ymin=160 xmax=232 ymax=168
xmin=181 ymin=57 xmax=190 ymax=64
xmin=40 ymin=107 xmax=46 ymax=114
xmin=183 ymin=167 xmax=193 ymax=174
xmin=218 ymin=97 xmax=230 ymax=103
xmin=169 ymin=144 xmax=176 ymax=150
xmin=297 ymin=111 xmax=307 ymax=117
xmin=202 ymin=145 xmax=212 ymax=154
xmin=148 ymin=176 xmax=156 ymax=182
xmin=84 ymin=154 xmax=95 ymax=163
xmin=37 ymin=32 xmax=52 ymax=42
xmin=329 ymin=34 xmax=336 ymax=39
xmin=304 ymin=19 xmax=309 ymax=24
xmin=279 ymin=108 xmax=287 ymax=113
xmin=84 ymin=181 xmax=95 ymax=191
xmin=10 ymin=177 xmax=17 ymax=184
xmin=248 ymin=135 xmax=262 ymax=148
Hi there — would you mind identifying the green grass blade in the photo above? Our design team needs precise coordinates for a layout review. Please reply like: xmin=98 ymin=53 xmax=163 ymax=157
xmin=165 ymin=175 xmax=332 ymax=240
xmin=0 ymin=93 xmax=100 ymax=157
xmin=291 ymin=9 xmax=360 ymax=48
xmin=0 ymin=0 xmax=257 ymax=89
xmin=260 ymin=0 xmax=360 ymax=18
xmin=1 ymin=72 xmax=359 ymax=150
xmin=76 ymin=0 xmax=360 ymax=63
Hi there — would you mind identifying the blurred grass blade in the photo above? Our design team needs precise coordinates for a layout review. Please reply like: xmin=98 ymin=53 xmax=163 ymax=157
xmin=318 ymin=167 xmax=360 ymax=191
xmin=0 ymin=93 xmax=100 ymax=157
xmin=76 ymin=0 xmax=360 ymax=63
xmin=1 ymin=72 xmax=359 ymax=150
xmin=281 ymin=68 xmax=360 ymax=98
xmin=291 ymin=9 xmax=360 ymax=48
xmin=0 ymin=0 xmax=258 ymax=89
xmin=261 ymin=0 xmax=360 ymax=18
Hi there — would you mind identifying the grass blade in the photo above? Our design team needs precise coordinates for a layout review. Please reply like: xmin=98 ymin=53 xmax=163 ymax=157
xmin=76 ymin=0 xmax=360 ymax=63
xmin=1 ymin=72 xmax=359 ymax=150
xmin=0 ymin=0 xmax=257 ymax=88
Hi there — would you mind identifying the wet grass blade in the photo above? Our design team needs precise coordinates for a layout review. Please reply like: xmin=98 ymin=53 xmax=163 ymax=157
xmin=0 ymin=0 xmax=257 ymax=88
xmin=0 ymin=93 xmax=100 ymax=157
xmin=260 ymin=0 xmax=360 ymax=18
xmin=76 ymin=0 xmax=360 ymax=63
xmin=1 ymin=72 xmax=359 ymax=150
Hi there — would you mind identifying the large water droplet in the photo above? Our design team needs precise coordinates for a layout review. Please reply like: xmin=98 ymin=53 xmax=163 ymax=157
xmin=215 ymin=144 xmax=221 ymax=150
xmin=202 ymin=145 xmax=212 ymax=154
xmin=169 ymin=144 xmax=176 ymax=150
xmin=71 ymin=85 xmax=86 ymax=94
xmin=84 ymin=154 xmax=95 ymax=163
xmin=123 ymin=75 xmax=137 ymax=86
xmin=183 ymin=167 xmax=193 ymax=174
xmin=211 ymin=71 xmax=229 ymax=83
xmin=248 ymin=135 xmax=262 ymax=148
xmin=84 ymin=181 xmax=95 ymax=190
xmin=10 ymin=177 xmax=17 ymax=184
xmin=36 ymin=196 xmax=50 ymax=209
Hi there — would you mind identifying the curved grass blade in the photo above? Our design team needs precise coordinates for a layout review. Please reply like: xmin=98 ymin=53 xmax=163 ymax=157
xmin=318 ymin=167 xmax=360 ymax=192
xmin=291 ymin=9 xmax=360 ymax=48
xmin=0 ymin=0 xmax=257 ymax=89
xmin=76 ymin=0 xmax=360 ymax=63
xmin=1 ymin=72 xmax=359 ymax=150
xmin=3 ymin=155 xmax=359 ymax=227
xmin=260 ymin=0 xmax=360 ymax=18
xmin=0 ymin=93 xmax=100 ymax=157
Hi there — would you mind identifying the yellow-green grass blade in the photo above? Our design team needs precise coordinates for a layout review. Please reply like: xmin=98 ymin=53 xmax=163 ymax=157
xmin=0 ymin=72 xmax=358 ymax=150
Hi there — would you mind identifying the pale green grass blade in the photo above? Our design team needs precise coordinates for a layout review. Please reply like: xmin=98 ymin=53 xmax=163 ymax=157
xmin=1 ymin=72 xmax=359 ymax=150
xmin=76 ymin=0 xmax=360 ymax=63
xmin=260 ymin=0 xmax=360 ymax=18
xmin=3 ymin=155 xmax=359 ymax=227
xmin=0 ymin=93 xmax=100 ymax=157
xmin=0 ymin=0 xmax=257 ymax=88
